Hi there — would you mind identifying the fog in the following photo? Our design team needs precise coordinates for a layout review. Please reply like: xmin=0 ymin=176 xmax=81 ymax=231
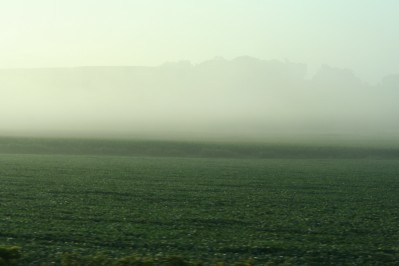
xmin=1 ymin=1 xmax=398 ymax=142
xmin=1 ymin=56 xmax=398 ymax=141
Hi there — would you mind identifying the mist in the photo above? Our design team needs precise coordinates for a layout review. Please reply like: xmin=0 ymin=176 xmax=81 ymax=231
xmin=1 ymin=1 xmax=398 ymax=142
xmin=1 ymin=56 xmax=398 ymax=142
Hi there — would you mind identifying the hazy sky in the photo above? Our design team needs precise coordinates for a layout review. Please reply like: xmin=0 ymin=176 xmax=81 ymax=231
xmin=1 ymin=0 xmax=398 ymax=82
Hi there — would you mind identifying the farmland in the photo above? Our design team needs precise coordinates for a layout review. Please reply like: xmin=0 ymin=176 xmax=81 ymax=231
xmin=0 ymin=137 xmax=399 ymax=265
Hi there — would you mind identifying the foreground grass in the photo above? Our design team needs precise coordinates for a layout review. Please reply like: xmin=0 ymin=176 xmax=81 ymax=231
xmin=0 ymin=139 xmax=399 ymax=265
xmin=0 ymin=246 xmax=290 ymax=266
xmin=59 ymin=252 xmax=260 ymax=266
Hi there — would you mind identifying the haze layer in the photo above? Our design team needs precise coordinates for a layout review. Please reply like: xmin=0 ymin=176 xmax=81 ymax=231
xmin=1 ymin=57 xmax=398 ymax=141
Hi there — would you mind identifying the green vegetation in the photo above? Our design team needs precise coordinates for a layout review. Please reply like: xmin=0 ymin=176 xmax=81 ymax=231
xmin=59 ymin=252 xmax=269 ymax=266
xmin=0 ymin=246 xmax=21 ymax=265
xmin=0 ymin=248 xmax=278 ymax=266
xmin=0 ymin=138 xmax=398 ymax=265
xmin=1 ymin=136 xmax=399 ymax=159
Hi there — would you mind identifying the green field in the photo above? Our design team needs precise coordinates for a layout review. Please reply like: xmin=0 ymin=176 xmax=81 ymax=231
xmin=0 ymin=138 xmax=399 ymax=265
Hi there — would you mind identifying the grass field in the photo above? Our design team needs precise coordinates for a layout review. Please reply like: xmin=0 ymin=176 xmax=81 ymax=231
xmin=0 ymin=137 xmax=399 ymax=265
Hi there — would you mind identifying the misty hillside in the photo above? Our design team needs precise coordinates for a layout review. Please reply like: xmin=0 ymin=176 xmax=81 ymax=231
xmin=1 ymin=56 xmax=398 ymax=139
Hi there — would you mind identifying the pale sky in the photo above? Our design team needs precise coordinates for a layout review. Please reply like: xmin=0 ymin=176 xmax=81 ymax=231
xmin=1 ymin=0 xmax=398 ymax=82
